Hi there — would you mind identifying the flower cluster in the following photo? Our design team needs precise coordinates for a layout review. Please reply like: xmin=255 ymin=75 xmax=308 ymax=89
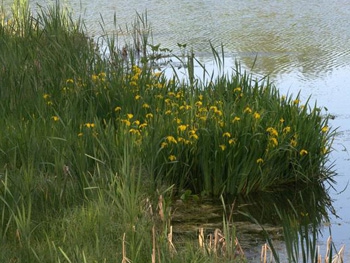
xmin=45 ymin=58 xmax=333 ymax=195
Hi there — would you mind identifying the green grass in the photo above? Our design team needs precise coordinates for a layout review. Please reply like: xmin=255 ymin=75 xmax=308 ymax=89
xmin=0 ymin=1 xmax=338 ymax=262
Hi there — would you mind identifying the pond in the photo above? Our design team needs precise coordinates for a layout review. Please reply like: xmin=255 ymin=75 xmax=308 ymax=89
xmin=5 ymin=0 xmax=350 ymax=258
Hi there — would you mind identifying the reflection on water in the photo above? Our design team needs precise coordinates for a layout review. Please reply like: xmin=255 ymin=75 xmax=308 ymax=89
xmin=236 ymin=184 xmax=335 ymax=260
xmin=2 ymin=0 xmax=350 ymax=77
xmin=172 ymin=183 xmax=334 ymax=261
xmin=234 ymin=185 xmax=333 ymax=226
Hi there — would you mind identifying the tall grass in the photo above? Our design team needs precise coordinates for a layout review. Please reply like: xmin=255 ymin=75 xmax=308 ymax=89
xmin=1 ymin=0 xmax=335 ymax=196
xmin=0 ymin=1 xmax=338 ymax=262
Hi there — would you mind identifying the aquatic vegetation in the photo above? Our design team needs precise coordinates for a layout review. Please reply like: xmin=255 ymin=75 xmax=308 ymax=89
xmin=0 ymin=1 xmax=339 ymax=262
xmin=237 ymin=185 xmax=338 ymax=262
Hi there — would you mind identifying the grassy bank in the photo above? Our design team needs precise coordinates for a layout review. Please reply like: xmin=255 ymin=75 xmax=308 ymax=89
xmin=0 ymin=1 xmax=337 ymax=262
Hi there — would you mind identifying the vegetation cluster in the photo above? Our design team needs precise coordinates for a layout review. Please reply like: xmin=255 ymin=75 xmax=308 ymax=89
xmin=0 ymin=1 xmax=337 ymax=262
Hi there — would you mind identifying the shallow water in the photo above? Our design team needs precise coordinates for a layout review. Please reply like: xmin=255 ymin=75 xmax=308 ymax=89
xmin=3 ymin=0 xmax=350 ymax=257
xmin=172 ymin=186 xmax=331 ymax=261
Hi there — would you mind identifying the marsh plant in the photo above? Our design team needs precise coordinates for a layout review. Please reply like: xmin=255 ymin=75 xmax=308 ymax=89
xmin=239 ymin=186 xmax=341 ymax=263
xmin=0 ymin=1 xmax=338 ymax=262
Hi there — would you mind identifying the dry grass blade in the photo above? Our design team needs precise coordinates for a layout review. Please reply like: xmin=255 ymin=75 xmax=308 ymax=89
xmin=324 ymin=237 xmax=345 ymax=263
xmin=167 ymin=225 xmax=177 ymax=254
xmin=261 ymin=243 xmax=267 ymax=263
xmin=332 ymin=245 xmax=345 ymax=263
xmin=158 ymin=195 xmax=164 ymax=222
xmin=122 ymin=233 xmax=131 ymax=263
xmin=198 ymin=228 xmax=204 ymax=249
xmin=234 ymin=237 xmax=244 ymax=257
xmin=317 ymin=246 xmax=322 ymax=263
xmin=325 ymin=236 xmax=332 ymax=261
xmin=201 ymin=227 xmax=245 ymax=258
xmin=260 ymin=243 xmax=274 ymax=263
xmin=152 ymin=226 xmax=156 ymax=263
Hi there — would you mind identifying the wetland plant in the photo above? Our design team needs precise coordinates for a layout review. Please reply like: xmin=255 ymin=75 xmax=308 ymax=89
xmin=0 ymin=1 xmax=338 ymax=262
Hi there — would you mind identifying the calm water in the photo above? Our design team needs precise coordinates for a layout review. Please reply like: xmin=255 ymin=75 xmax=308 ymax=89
xmin=5 ymin=0 xmax=350 ymax=256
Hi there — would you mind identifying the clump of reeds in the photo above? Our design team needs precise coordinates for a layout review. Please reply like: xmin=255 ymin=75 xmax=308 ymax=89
xmin=323 ymin=237 xmax=345 ymax=263
xmin=241 ymin=189 xmax=343 ymax=263
xmin=198 ymin=227 xmax=245 ymax=260
xmin=260 ymin=237 xmax=345 ymax=263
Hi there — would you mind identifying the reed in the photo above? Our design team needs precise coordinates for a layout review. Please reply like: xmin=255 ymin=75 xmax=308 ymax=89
xmin=241 ymin=188 xmax=345 ymax=263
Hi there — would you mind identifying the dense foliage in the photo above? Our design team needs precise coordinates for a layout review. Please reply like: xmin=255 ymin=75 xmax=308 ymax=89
xmin=0 ymin=1 xmax=336 ymax=262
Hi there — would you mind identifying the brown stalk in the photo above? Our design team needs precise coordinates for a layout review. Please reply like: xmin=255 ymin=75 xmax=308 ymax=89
xmin=167 ymin=225 xmax=177 ymax=255
xmin=213 ymin=229 xmax=219 ymax=254
xmin=234 ymin=237 xmax=245 ymax=257
xmin=208 ymin=233 xmax=213 ymax=252
xmin=122 ymin=233 xmax=131 ymax=263
xmin=317 ymin=246 xmax=321 ymax=263
xmin=198 ymin=228 xmax=204 ymax=249
xmin=152 ymin=225 xmax=156 ymax=263
xmin=228 ymin=198 xmax=236 ymax=223
xmin=260 ymin=243 xmax=267 ymax=263
xmin=158 ymin=195 xmax=164 ymax=222
xmin=331 ymin=244 xmax=345 ymax=263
